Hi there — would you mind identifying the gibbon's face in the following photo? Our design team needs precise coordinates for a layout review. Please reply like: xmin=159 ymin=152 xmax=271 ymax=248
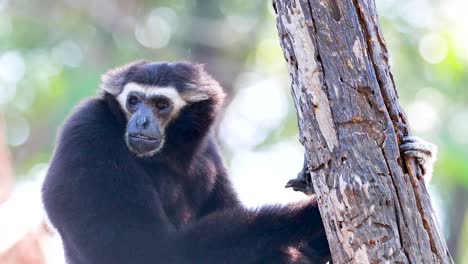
xmin=102 ymin=61 xmax=224 ymax=157
xmin=117 ymin=83 xmax=188 ymax=157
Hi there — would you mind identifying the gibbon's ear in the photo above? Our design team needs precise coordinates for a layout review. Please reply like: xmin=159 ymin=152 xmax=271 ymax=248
xmin=100 ymin=60 xmax=147 ymax=95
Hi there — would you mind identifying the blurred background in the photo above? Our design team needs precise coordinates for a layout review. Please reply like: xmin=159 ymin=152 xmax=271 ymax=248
xmin=0 ymin=0 xmax=466 ymax=263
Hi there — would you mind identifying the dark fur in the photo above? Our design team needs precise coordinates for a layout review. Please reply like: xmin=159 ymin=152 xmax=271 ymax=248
xmin=42 ymin=61 xmax=331 ymax=264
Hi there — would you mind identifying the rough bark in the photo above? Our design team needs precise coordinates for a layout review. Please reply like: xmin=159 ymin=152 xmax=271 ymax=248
xmin=272 ymin=0 xmax=453 ymax=263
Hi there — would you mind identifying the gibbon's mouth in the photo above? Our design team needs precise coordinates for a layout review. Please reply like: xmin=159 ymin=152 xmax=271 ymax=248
xmin=128 ymin=134 xmax=160 ymax=142
xmin=126 ymin=134 xmax=163 ymax=156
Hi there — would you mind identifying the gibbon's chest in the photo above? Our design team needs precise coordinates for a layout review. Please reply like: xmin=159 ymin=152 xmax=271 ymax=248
xmin=145 ymin=165 xmax=202 ymax=228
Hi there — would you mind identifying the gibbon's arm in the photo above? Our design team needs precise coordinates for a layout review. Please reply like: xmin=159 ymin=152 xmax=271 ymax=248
xmin=174 ymin=201 xmax=328 ymax=264
xmin=46 ymin=165 xmax=328 ymax=264
xmin=44 ymin=143 xmax=328 ymax=263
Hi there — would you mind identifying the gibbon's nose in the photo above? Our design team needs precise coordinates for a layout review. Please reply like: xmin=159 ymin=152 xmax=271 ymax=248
xmin=127 ymin=106 xmax=162 ymax=141
xmin=135 ymin=114 xmax=161 ymax=137
xmin=137 ymin=116 xmax=149 ymax=129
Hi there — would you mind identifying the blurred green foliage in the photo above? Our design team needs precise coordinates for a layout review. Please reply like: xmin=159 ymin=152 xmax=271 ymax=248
xmin=0 ymin=0 xmax=467 ymax=262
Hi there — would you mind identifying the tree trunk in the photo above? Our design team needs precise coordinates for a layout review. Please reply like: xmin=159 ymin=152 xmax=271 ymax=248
xmin=272 ymin=0 xmax=453 ymax=263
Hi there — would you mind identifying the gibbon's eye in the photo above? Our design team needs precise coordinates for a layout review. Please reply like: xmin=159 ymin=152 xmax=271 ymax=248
xmin=155 ymin=100 xmax=169 ymax=111
xmin=128 ymin=95 xmax=140 ymax=106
